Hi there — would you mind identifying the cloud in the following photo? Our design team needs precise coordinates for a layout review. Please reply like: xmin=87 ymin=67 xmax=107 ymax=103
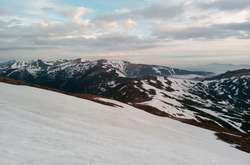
xmin=124 ymin=19 xmax=137 ymax=29
xmin=62 ymin=6 xmax=93 ymax=24
xmin=0 ymin=0 xmax=250 ymax=64
xmin=41 ymin=5 xmax=93 ymax=25
xmin=153 ymin=21 xmax=250 ymax=40
xmin=96 ymin=3 xmax=185 ymax=21
xmin=0 ymin=18 xmax=158 ymax=53
xmin=133 ymin=3 xmax=184 ymax=20
xmin=200 ymin=0 xmax=250 ymax=11
xmin=1 ymin=0 xmax=249 ymax=52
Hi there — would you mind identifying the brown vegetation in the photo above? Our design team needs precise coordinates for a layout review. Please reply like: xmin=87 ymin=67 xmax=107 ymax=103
xmin=0 ymin=77 xmax=28 ymax=85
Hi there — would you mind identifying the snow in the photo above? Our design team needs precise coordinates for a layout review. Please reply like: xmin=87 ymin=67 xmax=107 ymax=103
xmin=138 ymin=77 xmax=198 ymax=119
xmin=11 ymin=61 xmax=27 ymax=69
xmin=152 ymin=67 xmax=162 ymax=74
xmin=194 ymin=107 xmax=245 ymax=133
xmin=115 ymin=70 xmax=126 ymax=77
xmin=107 ymin=81 xmax=117 ymax=88
xmin=103 ymin=60 xmax=127 ymax=77
xmin=134 ymin=77 xmax=246 ymax=132
xmin=0 ymin=82 xmax=249 ymax=165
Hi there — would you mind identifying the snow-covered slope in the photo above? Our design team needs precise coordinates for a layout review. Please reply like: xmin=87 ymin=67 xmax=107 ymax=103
xmin=0 ymin=82 xmax=249 ymax=165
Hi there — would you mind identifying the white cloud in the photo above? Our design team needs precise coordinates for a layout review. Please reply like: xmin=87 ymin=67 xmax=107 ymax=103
xmin=124 ymin=19 xmax=137 ymax=29
xmin=104 ymin=21 xmax=119 ymax=31
xmin=63 ymin=6 xmax=93 ymax=24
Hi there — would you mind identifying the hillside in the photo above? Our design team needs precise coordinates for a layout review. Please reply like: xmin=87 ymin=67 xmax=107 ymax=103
xmin=0 ymin=82 xmax=250 ymax=164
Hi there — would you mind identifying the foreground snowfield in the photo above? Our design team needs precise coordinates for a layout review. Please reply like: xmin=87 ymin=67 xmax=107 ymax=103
xmin=0 ymin=83 xmax=249 ymax=165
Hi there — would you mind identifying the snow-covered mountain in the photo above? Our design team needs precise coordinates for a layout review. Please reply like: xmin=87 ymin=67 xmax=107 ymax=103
xmin=0 ymin=59 xmax=212 ymax=79
xmin=0 ymin=59 xmax=249 ymax=136
xmin=131 ymin=74 xmax=250 ymax=134
xmin=0 ymin=82 xmax=249 ymax=165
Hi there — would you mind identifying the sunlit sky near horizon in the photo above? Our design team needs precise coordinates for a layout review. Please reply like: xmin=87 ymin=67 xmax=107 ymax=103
xmin=0 ymin=0 xmax=250 ymax=66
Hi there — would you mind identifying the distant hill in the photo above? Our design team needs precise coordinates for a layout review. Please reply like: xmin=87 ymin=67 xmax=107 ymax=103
xmin=184 ymin=63 xmax=250 ymax=73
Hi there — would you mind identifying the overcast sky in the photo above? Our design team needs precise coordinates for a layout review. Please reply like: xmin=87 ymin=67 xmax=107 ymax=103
xmin=0 ymin=0 xmax=250 ymax=66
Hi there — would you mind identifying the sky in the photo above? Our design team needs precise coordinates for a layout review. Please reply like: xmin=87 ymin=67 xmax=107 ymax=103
xmin=0 ymin=0 xmax=250 ymax=66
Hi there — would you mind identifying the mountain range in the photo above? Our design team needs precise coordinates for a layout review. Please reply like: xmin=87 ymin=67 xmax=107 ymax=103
xmin=0 ymin=58 xmax=249 ymax=152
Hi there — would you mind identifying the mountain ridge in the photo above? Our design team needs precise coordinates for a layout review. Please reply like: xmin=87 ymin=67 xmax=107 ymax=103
xmin=0 ymin=58 xmax=213 ymax=78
